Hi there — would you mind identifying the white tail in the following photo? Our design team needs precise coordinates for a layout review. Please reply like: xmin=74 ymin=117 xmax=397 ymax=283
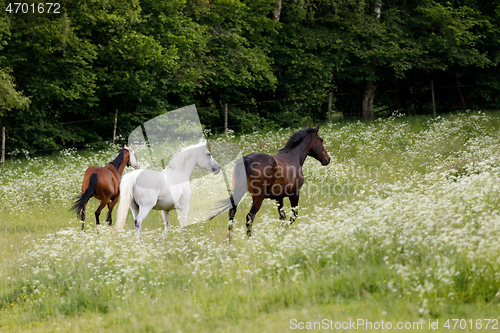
xmin=116 ymin=171 xmax=139 ymax=230
xmin=209 ymin=157 xmax=248 ymax=219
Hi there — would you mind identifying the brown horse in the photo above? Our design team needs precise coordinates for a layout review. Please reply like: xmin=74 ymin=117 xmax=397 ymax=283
xmin=211 ymin=124 xmax=330 ymax=237
xmin=72 ymin=145 xmax=140 ymax=230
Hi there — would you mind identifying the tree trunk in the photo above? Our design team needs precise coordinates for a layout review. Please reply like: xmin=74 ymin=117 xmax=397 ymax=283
xmin=431 ymin=80 xmax=436 ymax=117
xmin=224 ymin=103 xmax=228 ymax=136
xmin=273 ymin=0 xmax=282 ymax=22
xmin=362 ymin=81 xmax=375 ymax=120
xmin=456 ymin=79 xmax=466 ymax=108
xmin=1 ymin=125 xmax=5 ymax=166
xmin=112 ymin=109 xmax=118 ymax=144
xmin=327 ymin=92 xmax=332 ymax=122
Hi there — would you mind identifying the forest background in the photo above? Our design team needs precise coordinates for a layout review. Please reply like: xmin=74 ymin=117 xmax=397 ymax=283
xmin=0 ymin=0 xmax=499 ymax=153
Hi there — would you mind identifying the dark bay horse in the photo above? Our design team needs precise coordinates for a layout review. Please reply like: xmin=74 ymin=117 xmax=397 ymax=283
xmin=72 ymin=145 xmax=140 ymax=230
xmin=211 ymin=124 xmax=330 ymax=237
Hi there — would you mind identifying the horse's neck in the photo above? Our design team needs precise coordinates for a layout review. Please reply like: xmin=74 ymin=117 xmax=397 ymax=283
xmin=105 ymin=162 xmax=127 ymax=175
xmin=287 ymin=136 xmax=312 ymax=166
xmin=166 ymin=150 xmax=198 ymax=181
xmin=107 ymin=155 xmax=128 ymax=175
xmin=116 ymin=160 xmax=128 ymax=174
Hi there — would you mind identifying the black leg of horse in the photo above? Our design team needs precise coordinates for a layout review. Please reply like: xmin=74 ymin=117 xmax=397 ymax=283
xmin=106 ymin=203 xmax=111 ymax=225
xmin=95 ymin=210 xmax=101 ymax=225
xmin=289 ymin=194 xmax=300 ymax=225
xmin=227 ymin=205 xmax=238 ymax=238
xmin=277 ymin=198 xmax=285 ymax=220
xmin=246 ymin=213 xmax=255 ymax=237
xmin=246 ymin=197 xmax=263 ymax=237
xmin=95 ymin=201 xmax=107 ymax=226
xmin=106 ymin=197 xmax=119 ymax=226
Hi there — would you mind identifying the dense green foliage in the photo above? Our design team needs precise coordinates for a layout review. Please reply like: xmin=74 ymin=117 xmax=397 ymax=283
xmin=0 ymin=0 xmax=499 ymax=151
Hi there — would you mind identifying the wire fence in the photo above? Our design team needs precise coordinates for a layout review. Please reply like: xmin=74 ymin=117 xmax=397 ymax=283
xmin=7 ymin=83 xmax=496 ymax=132
xmin=2 ymin=83 xmax=499 ymax=157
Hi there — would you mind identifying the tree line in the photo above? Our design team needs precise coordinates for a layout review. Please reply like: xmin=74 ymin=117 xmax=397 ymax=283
xmin=0 ymin=0 xmax=499 ymax=152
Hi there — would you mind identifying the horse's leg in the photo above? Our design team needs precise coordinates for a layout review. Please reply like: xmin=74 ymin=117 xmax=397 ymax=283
xmin=130 ymin=200 xmax=139 ymax=221
xmin=161 ymin=210 xmax=171 ymax=232
xmin=81 ymin=201 xmax=88 ymax=231
xmin=95 ymin=199 xmax=108 ymax=226
xmin=277 ymin=198 xmax=286 ymax=221
xmin=227 ymin=204 xmax=238 ymax=238
xmin=246 ymin=196 xmax=264 ymax=237
xmin=106 ymin=196 xmax=119 ymax=226
xmin=106 ymin=203 xmax=111 ymax=224
xmin=178 ymin=202 xmax=189 ymax=229
xmin=289 ymin=194 xmax=300 ymax=225
xmin=134 ymin=205 xmax=154 ymax=234
xmin=155 ymin=210 xmax=171 ymax=243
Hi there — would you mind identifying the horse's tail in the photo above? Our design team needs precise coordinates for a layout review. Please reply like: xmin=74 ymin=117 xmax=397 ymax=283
xmin=210 ymin=157 xmax=249 ymax=219
xmin=71 ymin=172 xmax=98 ymax=220
xmin=115 ymin=172 xmax=137 ymax=230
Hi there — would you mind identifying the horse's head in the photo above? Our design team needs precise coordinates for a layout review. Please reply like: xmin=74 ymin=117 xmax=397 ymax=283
xmin=124 ymin=144 xmax=140 ymax=170
xmin=197 ymin=142 xmax=221 ymax=175
xmin=307 ymin=124 xmax=331 ymax=166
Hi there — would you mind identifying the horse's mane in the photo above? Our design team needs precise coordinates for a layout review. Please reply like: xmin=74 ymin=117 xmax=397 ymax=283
xmin=279 ymin=128 xmax=316 ymax=152
xmin=110 ymin=148 xmax=125 ymax=171
xmin=167 ymin=141 xmax=206 ymax=170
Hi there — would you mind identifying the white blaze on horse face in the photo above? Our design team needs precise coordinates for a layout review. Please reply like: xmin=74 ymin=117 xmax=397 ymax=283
xmin=125 ymin=147 xmax=140 ymax=169
xmin=130 ymin=151 xmax=140 ymax=169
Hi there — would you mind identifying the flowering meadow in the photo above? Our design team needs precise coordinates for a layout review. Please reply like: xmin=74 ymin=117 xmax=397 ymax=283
xmin=1 ymin=112 xmax=500 ymax=331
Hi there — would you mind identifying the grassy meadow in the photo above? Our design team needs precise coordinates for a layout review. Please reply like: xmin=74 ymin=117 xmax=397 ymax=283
xmin=1 ymin=111 xmax=500 ymax=332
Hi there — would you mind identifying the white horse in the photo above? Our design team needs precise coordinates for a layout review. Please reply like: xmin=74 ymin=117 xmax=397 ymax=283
xmin=116 ymin=141 xmax=221 ymax=233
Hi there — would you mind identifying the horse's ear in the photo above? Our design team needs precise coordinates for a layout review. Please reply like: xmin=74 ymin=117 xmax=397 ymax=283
xmin=129 ymin=143 xmax=134 ymax=149
xmin=315 ymin=123 xmax=320 ymax=133
xmin=206 ymin=141 xmax=211 ymax=151
xmin=124 ymin=144 xmax=127 ymax=149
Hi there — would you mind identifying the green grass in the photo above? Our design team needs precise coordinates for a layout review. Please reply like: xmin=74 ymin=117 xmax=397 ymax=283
xmin=1 ymin=111 xmax=500 ymax=332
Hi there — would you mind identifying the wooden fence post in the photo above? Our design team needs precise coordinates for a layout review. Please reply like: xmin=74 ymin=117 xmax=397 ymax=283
xmin=1 ymin=126 xmax=5 ymax=166
xmin=224 ymin=103 xmax=228 ymax=136
xmin=112 ymin=109 xmax=118 ymax=144
xmin=431 ymin=81 xmax=436 ymax=117
xmin=328 ymin=92 xmax=332 ymax=122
